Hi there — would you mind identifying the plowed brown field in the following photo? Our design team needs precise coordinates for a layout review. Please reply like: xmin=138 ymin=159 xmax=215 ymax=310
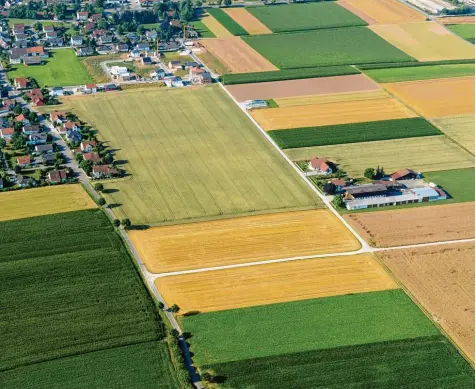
xmin=339 ymin=0 xmax=426 ymax=24
xmin=223 ymin=8 xmax=272 ymax=35
xmin=129 ymin=210 xmax=361 ymax=273
xmin=225 ymin=74 xmax=380 ymax=101
xmin=345 ymin=202 xmax=475 ymax=247
xmin=155 ymin=253 xmax=398 ymax=313
xmin=379 ymin=243 xmax=474 ymax=362
xmin=200 ymin=37 xmax=278 ymax=73
xmin=385 ymin=77 xmax=474 ymax=118
xmin=439 ymin=16 xmax=475 ymax=24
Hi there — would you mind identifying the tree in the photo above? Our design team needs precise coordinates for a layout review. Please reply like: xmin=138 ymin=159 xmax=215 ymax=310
xmin=13 ymin=104 xmax=22 ymax=115
xmin=79 ymin=159 xmax=93 ymax=174
xmin=136 ymin=24 xmax=144 ymax=35
xmin=103 ymin=153 xmax=113 ymax=164
xmin=169 ymin=304 xmax=180 ymax=313
xmin=323 ymin=182 xmax=336 ymax=195
xmin=112 ymin=219 xmax=120 ymax=227
xmin=94 ymin=182 xmax=104 ymax=192
xmin=33 ymin=21 xmax=42 ymax=32
xmin=97 ymin=197 xmax=106 ymax=206
xmin=121 ymin=218 xmax=131 ymax=228
xmin=12 ymin=133 xmax=26 ymax=149
xmin=332 ymin=194 xmax=345 ymax=209
xmin=364 ymin=167 xmax=375 ymax=179
xmin=75 ymin=153 xmax=84 ymax=163
xmin=224 ymin=0 xmax=232 ymax=5
xmin=14 ymin=165 xmax=22 ymax=174
xmin=158 ymin=301 xmax=164 ymax=309
xmin=374 ymin=166 xmax=385 ymax=180
xmin=0 ymin=138 xmax=6 ymax=149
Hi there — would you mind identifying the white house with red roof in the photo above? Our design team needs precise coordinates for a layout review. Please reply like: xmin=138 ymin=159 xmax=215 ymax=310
xmin=308 ymin=157 xmax=332 ymax=175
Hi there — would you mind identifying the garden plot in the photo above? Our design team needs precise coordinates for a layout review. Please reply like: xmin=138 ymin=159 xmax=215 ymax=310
xmin=223 ymin=8 xmax=272 ymax=35
xmin=339 ymin=0 xmax=426 ymax=24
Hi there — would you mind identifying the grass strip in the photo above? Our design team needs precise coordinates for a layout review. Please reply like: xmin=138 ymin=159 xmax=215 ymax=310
xmin=207 ymin=8 xmax=249 ymax=36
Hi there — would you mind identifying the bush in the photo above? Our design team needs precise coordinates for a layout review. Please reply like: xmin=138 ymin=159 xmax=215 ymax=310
xmin=332 ymin=194 xmax=345 ymax=209
xmin=94 ymin=183 xmax=104 ymax=192
xmin=112 ymin=219 xmax=120 ymax=227
xmin=97 ymin=197 xmax=106 ymax=206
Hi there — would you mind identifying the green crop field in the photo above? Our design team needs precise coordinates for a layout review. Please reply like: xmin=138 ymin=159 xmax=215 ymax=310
xmin=269 ymin=118 xmax=441 ymax=149
xmin=7 ymin=49 xmax=93 ymax=87
xmin=242 ymin=27 xmax=415 ymax=68
xmin=447 ymin=24 xmax=475 ymax=43
xmin=246 ymin=3 xmax=367 ymax=32
xmin=424 ymin=168 xmax=475 ymax=203
xmin=189 ymin=19 xmax=215 ymax=38
xmin=0 ymin=210 xmax=182 ymax=388
xmin=207 ymin=8 xmax=248 ymax=35
xmin=363 ymin=63 xmax=475 ymax=83
xmin=222 ymin=65 xmax=359 ymax=85
xmin=54 ymin=86 xmax=321 ymax=225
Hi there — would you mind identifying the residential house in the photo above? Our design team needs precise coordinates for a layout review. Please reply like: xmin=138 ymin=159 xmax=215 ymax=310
xmin=51 ymin=87 xmax=64 ymax=96
xmin=47 ymin=169 xmax=67 ymax=183
xmin=9 ymin=47 xmax=27 ymax=63
xmin=129 ymin=49 xmax=141 ymax=58
xmin=135 ymin=43 xmax=150 ymax=52
xmin=35 ymin=144 xmax=53 ymax=154
xmin=0 ymin=127 xmax=14 ymax=142
xmin=76 ymin=47 xmax=94 ymax=56
xmin=80 ymin=140 xmax=96 ymax=152
xmin=41 ymin=153 xmax=55 ymax=165
xmin=168 ymin=60 xmax=182 ymax=71
xmin=13 ymin=39 xmax=28 ymax=49
xmin=91 ymin=164 xmax=118 ymax=178
xmin=27 ymin=133 xmax=47 ymax=145
xmin=83 ymin=151 xmax=101 ymax=163
xmin=89 ymin=13 xmax=102 ymax=22
xmin=70 ymin=35 xmax=83 ymax=46
xmin=27 ymin=46 xmax=48 ymax=58
xmin=145 ymin=30 xmax=158 ymax=41
xmin=390 ymin=168 xmax=420 ymax=181
xmin=14 ymin=33 xmax=27 ymax=42
xmin=115 ymin=43 xmax=128 ymax=52
xmin=27 ymin=89 xmax=44 ymax=106
xmin=150 ymin=68 xmax=166 ymax=79
xmin=22 ymin=125 xmax=41 ymax=135
xmin=83 ymin=22 xmax=95 ymax=33
xmin=308 ymin=157 xmax=332 ymax=175
xmin=12 ymin=24 xmax=24 ymax=35
xmin=330 ymin=178 xmax=348 ymax=193
xmin=77 ymin=11 xmax=89 ymax=21
xmin=66 ymin=130 xmax=82 ymax=143
xmin=184 ymin=61 xmax=199 ymax=69
xmin=141 ymin=56 xmax=152 ymax=65
xmin=47 ymin=37 xmax=64 ymax=47
xmin=50 ymin=111 xmax=67 ymax=124
xmin=43 ymin=25 xmax=55 ymax=33
xmin=24 ymin=57 xmax=42 ymax=66
xmin=83 ymin=83 xmax=97 ymax=93
xmin=16 ymin=155 xmax=31 ymax=167
xmin=0 ymin=33 xmax=11 ymax=49
xmin=96 ymin=45 xmax=113 ymax=55
xmin=15 ymin=114 xmax=30 ymax=125
xmin=189 ymin=67 xmax=211 ymax=84
xmin=17 ymin=175 xmax=37 ymax=188
xmin=45 ymin=31 xmax=57 ymax=40
xmin=97 ymin=34 xmax=112 ymax=45
xmin=61 ymin=120 xmax=81 ymax=134
xmin=1 ymin=99 xmax=15 ymax=113
xmin=164 ymin=76 xmax=184 ymax=88
xmin=104 ymin=84 xmax=118 ymax=91
xmin=14 ymin=77 xmax=29 ymax=89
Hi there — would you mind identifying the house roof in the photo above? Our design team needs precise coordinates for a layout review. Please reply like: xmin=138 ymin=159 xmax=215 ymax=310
xmin=51 ymin=111 xmax=66 ymax=121
xmin=309 ymin=157 xmax=330 ymax=171
xmin=15 ymin=77 xmax=28 ymax=87
xmin=15 ymin=114 xmax=26 ymax=122
xmin=24 ymin=57 xmax=42 ymax=65
xmin=48 ymin=169 xmax=67 ymax=182
xmin=330 ymin=178 xmax=346 ymax=186
xmin=345 ymin=184 xmax=388 ymax=196
xmin=81 ymin=140 xmax=96 ymax=148
xmin=390 ymin=168 xmax=417 ymax=180
xmin=35 ymin=144 xmax=53 ymax=151
xmin=85 ymin=83 xmax=96 ymax=89
xmin=93 ymin=165 xmax=117 ymax=174
xmin=17 ymin=155 xmax=30 ymax=164
xmin=64 ymin=121 xmax=80 ymax=129
xmin=27 ymin=46 xmax=44 ymax=54
xmin=1 ymin=127 xmax=14 ymax=136
xmin=83 ymin=152 xmax=101 ymax=162
xmin=23 ymin=125 xmax=41 ymax=132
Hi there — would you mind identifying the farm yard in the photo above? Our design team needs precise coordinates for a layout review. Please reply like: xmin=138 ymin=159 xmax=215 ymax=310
xmin=433 ymin=115 xmax=475 ymax=151
xmin=345 ymin=202 xmax=475 ymax=247
xmin=384 ymin=77 xmax=475 ymax=118
xmin=130 ymin=210 xmax=360 ymax=273
xmin=56 ymin=87 xmax=319 ymax=225
xmin=379 ymin=243 xmax=475 ymax=362
xmin=0 ymin=185 xmax=96 ymax=222
xmin=155 ymin=253 xmax=397 ymax=313
xmin=369 ymin=22 xmax=475 ymax=61
xmin=223 ymin=8 xmax=272 ymax=35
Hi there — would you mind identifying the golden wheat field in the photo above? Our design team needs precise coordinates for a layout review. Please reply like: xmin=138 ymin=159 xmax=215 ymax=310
xmin=223 ymin=8 xmax=272 ymax=34
xmin=201 ymin=14 xmax=233 ymax=37
xmin=274 ymin=90 xmax=390 ymax=108
xmin=432 ymin=115 xmax=475 ymax=151
xmin=129 ymin=210 xmax=361 ymax=273
xmin=0 ymin=185 xmax=96 ymax=222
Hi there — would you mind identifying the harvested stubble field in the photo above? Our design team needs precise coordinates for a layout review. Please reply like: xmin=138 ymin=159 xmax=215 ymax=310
xmin=57 ymin=87 xmax=319 ymax=225
xmin=0 ymin=184 xmax=96 ymax=222
xmin=246 ymin=2 xmax=367 ymax=32
xmin=433 ymin=115 xmax=475 ymax=151
xmin=385 ymin=77 xmax=475 ymax=118
xmin=379 ymin=243 xmax=475 ymax=362
xmin=207 ymin=8 xmax=249 ymax=36
xmin=225 ymin=74 xmax=379 ymax=101
xmin=250 ymin=95 xmax=417 ymax=130
xmin=130 ymin=210 xmax=359 ymax=273
xmin=156 ymin=253 xmax=397 ymax=313
xmin=223 ymin=8 xmax=271 ymax=35
xmin=285 ymin=136 xmax=475 ymax=177
xmin=370 ymin=22 xmax=475 ymax=61
xmin=274 ymin=89 xmax=390 ymax=107
xmin=345 ymin=202 xmax=475 ymax=247
xmin=439 ymin=16 xmax=475 ymax=24
xmin=200 ymin=14 xmax=232 ymax=37
xmin=338 ymin=0 xmax=426 ymax=24
xmin=200 ymin=37 xmax=277 ymax=73
xmin=242 ymin=27 xmax=414 ymax=69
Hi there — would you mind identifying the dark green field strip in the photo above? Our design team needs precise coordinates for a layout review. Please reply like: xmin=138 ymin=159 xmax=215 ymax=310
xmin=357 ymin=58 xmax=475 ymax=70
xmin=246 ymin=3 xmax=367 ymax=33
xmin=1 ymin=341 xmax=180 ymax=389
xmin=205 ymin=336 xmax=474 ymax=389
xmin=207 ymin=8 xmax=248 ymax=36
xmin=268 ymin=118 xmax=442 ymax=149
xmin=184 ymin=290 xmax=439 ymax=366
xmin=221 ymin=66 xmax=359 ymax=85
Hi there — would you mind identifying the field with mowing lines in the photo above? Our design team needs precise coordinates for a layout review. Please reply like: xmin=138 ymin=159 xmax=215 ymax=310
xmin=243 ymin=27 xmax=415 ymax=69
xmin=433 ymin=115 xmax=475 ymax=151
xmin=424 ymin=168 xmax=475 ymax=203
xmin=223 ymin=8 xmax=271 ymax=35
xmin=201 ymin=14 xmax=232 ymax=37
xmin=345 ymin=202 xmax=475 ymax=247
xmin=130 ymin=210 xmax=358 ymax=273
xmin=385 ymin=77 xmax=474 ymax=118
xmin=370 ymin=22 xmax=475 ymax=61
xmin=285 ymin=136 xmax=475 ymax=176
xmin=338 ymin=0 xmax=426 ymax=24
xmin=269 ymin=118 xmax=441 ymax=149
xmin=363 ymin=63 xmax=475 ymax=83
xmin=447 ymin=24 xmax=475 ymax=43
xmin=156 ymin=253 xmax=397 ymax=313
xmin=207 ymin=8 xmax=249 ymax=36
xmin=439 ymin=16 xmax=475 ymax=24
xmin=225 ymin=73 xmax=379 ymax=101
xmin=246 ymin=3 xmax=367 ymax=32
xmin=251 ymin=96 xmax=417 ymax=130
xmin=380 ymin=243 xmax=475 ymax=362
xmin=274 ymin=89 xmax=390 ymax=107
xmin=0 ymin=185 xmax=96 ymax=222
xmin=200 ymin=37 xmax=277 ymax=73
xmin=56 ymin=87 xmax=319 ymax=225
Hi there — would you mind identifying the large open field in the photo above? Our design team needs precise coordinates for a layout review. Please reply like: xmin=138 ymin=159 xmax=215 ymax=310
xmin=447 ymin=24 xmax=475 ymax=43
xmin=286 ymin=136 xmax=475 ymax=176
xmin=242 ymin=27 xmax=415 ymax=69
xmin=370 ymin=22 xmax=475 ymax=61
xmin=246 ymin=3 xmax=367 ymax=32
xmin=201 ymin=14 xmax=232 ymax=37
xmin=251 ymin=95 xmax=417 ymax=130
xmin=433 ymin=115 xmax=475 ymax=151
xmin=130 ymin=210 xmax=359 ymax=273
xmin=379 ymin=243 xmax=475 ymax=362
xmin=385 ymin=77 xmax=475 ymax=118
xmin=200 ymin=37 xmax=277 ymax=73
xmin=57 ymin=87 xmax=320 ymax=225
xmin=345 ymin=202 xmax=475 ymax=247
xmin=338 ymin=0 xmax=426 ymax=24
xmin=439 ymin=16 xmax=475 ymax=24
xmin=223 ymin=8 xmax=271 ymax=35
xmin=156 ymin=253 xmax=397 ymax=313
xmin=274 ymin=89 xmax=390 ymax=107
xmin=225 ymin=74 xmax=379 ymax=101
xmin=7 ymin=49 xmax=93 ymax=87
xmin=0 ymin=184 xmax=96 ymax=222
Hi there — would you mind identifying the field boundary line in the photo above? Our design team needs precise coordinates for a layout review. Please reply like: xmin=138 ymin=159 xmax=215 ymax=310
xmin=428 ymin=117 xmax=475 ymax=157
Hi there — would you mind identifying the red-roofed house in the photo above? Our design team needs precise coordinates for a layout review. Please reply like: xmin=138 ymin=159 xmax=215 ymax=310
xmin=47 ymin=169 xmax=68 ymax=183
xmin=16 ymin=114 xmax=30 ymax=125
xmin=77 ymin=11 xmax=89 ymax=21
xmin=50 ymin=111 xmax=67 ymax=124
xmin=83 ymin=152 xmax=101 ymax=163
xmin=330 ymin=178 xmax=348 ymax=192
xmin=26 ymin=46 xmax=47 ymax=57
xmin=16 ymin=155 xmax=31 ymax=167
xmin=308 ymin=157 xmax=332 ymax=175
xmin=91 ymin=165 xmax=119 ymax=178
xmin=81 ymin=140 xmax=96 ymax=152
xmin=84 ymin=83 xmax=97 ymax=93
xmin=14 ymin=77 xmax=29 ymax=89
xmin=390 ymin=168 xmax=419 ymax=181
xmin=0 ymin=127 xmax=14 ymax=142
xmin=60 ymin=120 xmax=81 ymax=134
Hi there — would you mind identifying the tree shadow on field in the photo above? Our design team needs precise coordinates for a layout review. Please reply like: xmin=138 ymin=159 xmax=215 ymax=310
xmin=127 ymin=224 xmax=150 ymax=230
xmin=182 ymin=332 xmax=193 ymax=340
xmin=113 ymin=159 xmax=129 ymax=166
xmin=103 ymin=188 xmax=119 ymax=194
xmin=106 ymin=203 xmax=122 ymax=209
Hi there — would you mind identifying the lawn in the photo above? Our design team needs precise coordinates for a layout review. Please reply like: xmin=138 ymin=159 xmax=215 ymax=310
xmin=207 ymin=8 xmax=248 ymax=36
xmin=363 ymin=63 xmax=475 ymax=83
xmin=424 ymin=168 xmax=475 ymax=203
xmin=242 ymin=27 xmax=415 ymax=68
xmin=447 ymin=24 xmax=475 ymax=43
xmin=7 ymin=49 xmax=93 ymax=87
xmin=268 ymin=118 xmax=441 ymax=149
xmin=55 ymin=86 xmax=320 ymax=225
xmin=7 ymin=18 xmax=68 ymax=27
xmin=80 ymin=53 xmax=122 ymax=83
xmin=246 ymin=3 xmax=367 ymax=32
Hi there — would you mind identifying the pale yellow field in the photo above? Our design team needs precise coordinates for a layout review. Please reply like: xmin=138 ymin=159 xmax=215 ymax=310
xmin=370 ymin=22 xmax=475 ymax=61
xmin=201 ymin=14 xmax=233 ymax=37
xmin=433 ymin=115 xmax=475 ymax=151
xmin=251 ymin=96 xmax=417 ymax=130
xmin=285 ymin=136 xmax=475 ymax=177
xmin=223 ymin=8 xmax=272 ymax=34
xmin=338 ymin=0 xmax=426 ymax=24
xmin=0 ymin=184 xmax=96 ymax=222
xmin=129 ymin=210 xmax=361 ymax=273
xmin=385 ymin=77 xmax=475 ymax=118
xmin=155 ymin=253 xmax=398 ymax=313
xmin=275 ymin=90 xmax=390 ymax=108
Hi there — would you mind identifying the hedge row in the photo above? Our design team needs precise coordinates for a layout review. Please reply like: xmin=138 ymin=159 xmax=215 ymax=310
xmin=357 ymin=58 xmax=475 ymax=70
